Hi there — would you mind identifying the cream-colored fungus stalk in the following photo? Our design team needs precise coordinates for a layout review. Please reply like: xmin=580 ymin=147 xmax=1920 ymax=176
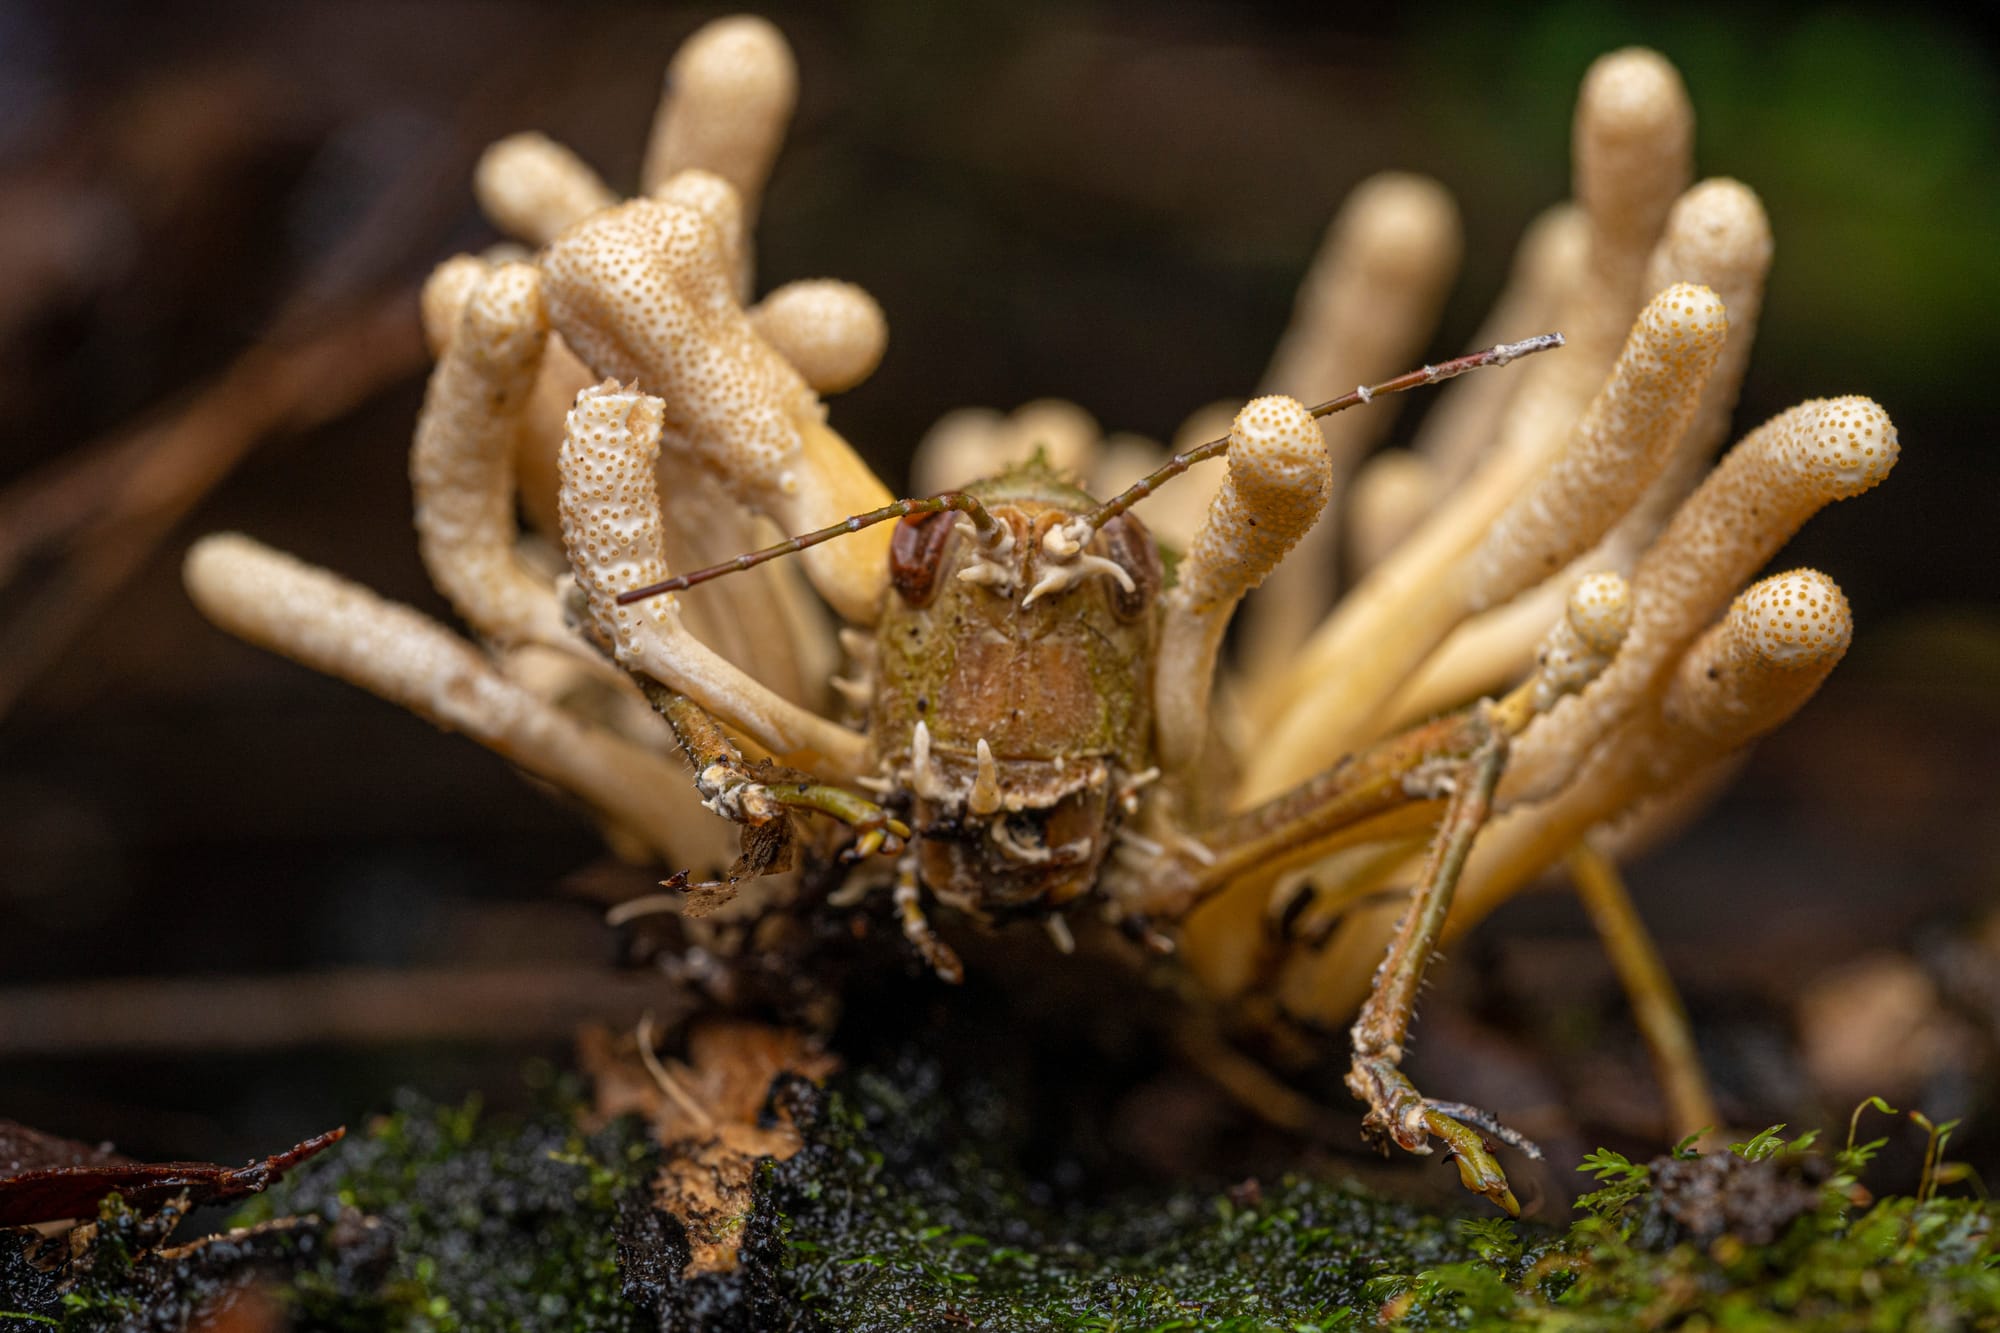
xmin=558 ymin=382 xmax=867 ymax=776
xmin=748 ymin=279 xmax=890 ymax=396
xmin=1344 ymin=449 xmax=1439 ymax=576
xmin=410 ymin=261 xmax=576 ymax=650
xmin=1242 ymin=282 xmax=1727 ymax=802
xmin=640 ymin=14 xmax=796 ymax=295
xmin=1249 ymin=54 xmax=1693 ymax=746
xmin=1240 ymin=173 xmax=1460 ymax=673
xmin=183 ymin=534 xmax=731 ymax=869
xmin=1371 ymin=179 xmax=1773 ymax=733
xmin=1155 ymin=396 xmax=1331 ymax=773
xmin=1506 ymin=395 xmax=1896 ymax=801
xmin=541 ymin=197 xmax=893 ymax=623
xmin=1451 ymin=568 xmax=1855 ymax=944
xmin=1269 ymin=572 xmax=1634 ymax=1025
xmin=474 ymin=132 xmax=617 ymax=247
xmin=1412 ymin=205 xmax=1588 ymax=487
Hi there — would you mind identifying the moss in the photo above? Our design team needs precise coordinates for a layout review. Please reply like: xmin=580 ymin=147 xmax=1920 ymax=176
xmin=8 ymin=1077 xmax=1997 ymax=1332
xmin=232 ymin=1093 xmax=662 ymax=1332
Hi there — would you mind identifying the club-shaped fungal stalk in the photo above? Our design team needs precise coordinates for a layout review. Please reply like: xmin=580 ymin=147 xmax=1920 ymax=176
xmin=1241 ymin=173 xmax=1460 ymax=673
xmin=653 ymin=168 xmax=748 ymax=286
xmin=1345 ymin=449 xmax=1440 ymax=575
xmin=1372 ymin=179 xmax=1774 ymax=734
xmin=640 ymin=14 xmax=796 ymax=295
xmin=1156 ymin=396 xmax=1331 ymax=774
xmin=558 ymin=381 xmax=867 ymax=775
xmin=1250 ymin=56 xmax=1694 ymax=741
xmin=474 ymin=132 xmax=617 ymax=247
xmin=1505 ymin=395 xmax=1896 ymax=801
xmin=1449 ymin=568 xmax=1855 ymax=943
xmin=540 ymin=196 xmax=894 ymax=624
xmin=748 ymin=279 xmax=890 ymax=396
xmin=183 ymin=534 xmax=733 ymax=869
xmin=1243 ymin=282 xmax=1727 ymax=802
xmin=1412 ymin=204 xmax=1588 ymax=487
xmin=410 ymin=261 xmax=577 ymax=650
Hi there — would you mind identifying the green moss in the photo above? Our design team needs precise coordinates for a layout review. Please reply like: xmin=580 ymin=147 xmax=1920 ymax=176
xmin=9 ymin=1079 xmax=1996 ymax=1332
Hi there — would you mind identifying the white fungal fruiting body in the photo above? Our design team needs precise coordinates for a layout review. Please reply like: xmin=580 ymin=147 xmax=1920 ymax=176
xmin=1243 ymin=172 xmax=1460 ymax=671
xmin=1157 ymin=396 xmax=1331 ymax=772
xmin=541 ymin=198 xmax=892 ymax=623
xmin=182 ymin=534 xmax=730 ymax=868
xmin=474 ymin=132 xmax=616 ymax=246
xmin=1465 ymin=282 xmax=1728 ymax=607
xmin=1506 ymin=395 xmax=1896 ymax=801
xmin=1432 ymin=570 xmax=1853 ymax=953
xmin=641 ymin=15 xmax=796 ymax=220
xmin=1241 ymin=282 xmax=1726 ymax=803
xmin=1529 ymin=571 xmax=1635 ymax=712
xmin=410 ymin=262 xmax=575 ymax=649
xmin=748 ymin=279 xmax=889 ymax=395
xmin=557 ymin=383 xmax=867 ymax=775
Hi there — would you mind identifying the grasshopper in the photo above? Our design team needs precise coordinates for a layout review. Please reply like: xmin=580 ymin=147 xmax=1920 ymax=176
xmin=611 ymin=336 xmax=1582 ymax=1214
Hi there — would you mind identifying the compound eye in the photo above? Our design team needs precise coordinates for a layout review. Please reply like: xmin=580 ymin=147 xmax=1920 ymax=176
xmin=889 ymin=510 xmax=957 ymax=608
xmin=1098 ymin=512 xmax=1162 ymax=621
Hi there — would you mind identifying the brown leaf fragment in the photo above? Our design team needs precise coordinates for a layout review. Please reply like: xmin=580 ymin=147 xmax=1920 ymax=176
xmin=0 ymin=1126 xmax=344 ymax=1227
xmin=581 ymin=1018 xmax=836 ymax=1276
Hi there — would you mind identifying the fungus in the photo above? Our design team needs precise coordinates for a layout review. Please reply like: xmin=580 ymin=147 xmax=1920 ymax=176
xmin=540 ymin=196 xmax=893 ymax=624
xmin=640 ymin=13 xmax=797 ymax=294
xmin=1240 ymin=172 xmax=1461 ymax=672
xmin=410 ymin=261 xmax=575 ymax=650
xmin=557 ymin=381 xmax=867 ymax=776
xmin=1243 ymin=281 xmax=1728 ymax=801
xmin=1156 ymin=395 xmax=1331 ymax=772
xmin=1506 ymin=396 xmax=1895 ymax=801
xmin=747 ymin=278 xmax=889 ymax=396
xmin=182 ymin=534 xmax=729 ymax=869
xmin=473 ymin=131 xmax=617 ymax=247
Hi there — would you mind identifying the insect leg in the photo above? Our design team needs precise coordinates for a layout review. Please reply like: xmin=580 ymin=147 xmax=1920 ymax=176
xmin=1342 ymin=715 xmax=1539 ymax=1215
xmin=622 ymin=679 xmax=906 ymax=916
xmin=893 ymin=847 xmax=964 ymax=984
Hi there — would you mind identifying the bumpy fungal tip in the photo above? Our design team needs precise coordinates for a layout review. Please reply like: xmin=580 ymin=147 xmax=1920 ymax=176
xmin=1650 ymin=179 xmax=1772 ymax=290
xmin=559 ymin=381 xmax=676 ymax=627
xmin=1175 ymin=395 xmax=1329 ymax=611
xmin=1730 ymin=568 xmax=1852 ymax=669
xmin=654 ymin=168 xmax=746 ymax=260
xmin=673 ymin=14 xmax=796 ymax=107
xmin=419 ymin=254 xmax=490 ymax=356
xmin=463 ymin=262 xmax=549 ymax=363
xmin=1566 ymin=570 xmax=1633 ymax=656
xmin=1632 ymin=280 xmax=1729 ymax=375
xmin=1577 ymin=47 xmax=1692 ymax=157
xmin=1342 ymin=172 xmax=1461 ymax=282
xmin=1781 ymin=396 xmax=1899 ymax=498
xmin=749 ymin=279 xmax=889 ymax=395
xmin=1227 ymin=395 xmax=1331 ymax=519
xmin=474 ymin=132 xmax=615 ymax=245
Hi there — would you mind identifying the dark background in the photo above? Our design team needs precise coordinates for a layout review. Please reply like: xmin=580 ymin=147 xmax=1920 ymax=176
xmin=1 ymin=0 xmax=1995 ymax=1201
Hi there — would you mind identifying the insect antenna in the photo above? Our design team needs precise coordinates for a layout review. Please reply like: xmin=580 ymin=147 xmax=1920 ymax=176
xmin=615 ymin=490 xmax=1000 ymax=605
xmin=1083 ymin=332 xmax=1565 ymax=530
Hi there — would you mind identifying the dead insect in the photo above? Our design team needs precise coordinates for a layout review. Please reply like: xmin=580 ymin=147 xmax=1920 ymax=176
xmin=607 ymin=337 xmax=1574 ymax=1213
xmin=184 ymin=22 xmax=1895 ymax=1218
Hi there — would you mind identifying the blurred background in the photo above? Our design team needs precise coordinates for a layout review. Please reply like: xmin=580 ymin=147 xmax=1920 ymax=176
xmin=1 ymin=0 xmax=1995 ymax=1205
